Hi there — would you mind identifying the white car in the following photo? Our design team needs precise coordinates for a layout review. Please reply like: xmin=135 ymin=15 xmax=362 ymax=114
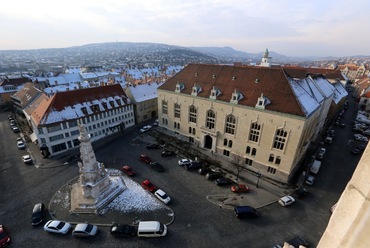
xmin=22 ymin=155 xmax=33 ymax=164
xmin=17 ymin=140 xmax=26 ymax=149
xmin=72 ymin=223 xmax=98 ymax=238
xmin=154 ymin=189 xmax=171 ymax=204
xmin=278 ymin=195 xmax=295 ymax=207
xmin=139 ymin=125 xmax=152 ymax=133
xmin=178 ymin=158 xmax=192 ymax=166
xmin=305 ymin=175 xmax=315 ymax=186
xmin=43 ymin=220 xmax=72 ymax=234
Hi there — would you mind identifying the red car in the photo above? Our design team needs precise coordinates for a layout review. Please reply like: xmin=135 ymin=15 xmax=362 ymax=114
xmin=231 ymin=184 xmax=250 ymax=193
xmin=140 ymin=154 xmax=152 ymax=164
xmin=141 ymin=180 xmax=157 ymax=193
xmin=0 ymin=225 xmax=11 ymax=247
xmin=121 ymin=165 xmax=135 ymax=176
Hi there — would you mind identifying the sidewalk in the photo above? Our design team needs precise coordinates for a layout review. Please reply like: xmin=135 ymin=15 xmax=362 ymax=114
xmin=146 ymin=128 xmax=293 ymax=211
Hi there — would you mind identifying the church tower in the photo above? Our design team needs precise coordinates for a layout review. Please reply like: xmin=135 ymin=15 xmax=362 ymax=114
xmin=260 ymin=48 xmax=271 ymax=67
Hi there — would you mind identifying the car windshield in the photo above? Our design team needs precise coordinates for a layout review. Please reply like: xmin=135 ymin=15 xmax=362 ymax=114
xmin=158 ymin=224 xmax=165 ymax=234
xmin=85 ymin=224 xmax=93 ymax=233
xmin=56 ymin=222 xmax=65 ymax=229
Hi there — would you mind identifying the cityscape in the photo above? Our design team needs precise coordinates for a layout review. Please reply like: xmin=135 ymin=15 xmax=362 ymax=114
xmin=0 ymin=41 xmax=369 ymax=248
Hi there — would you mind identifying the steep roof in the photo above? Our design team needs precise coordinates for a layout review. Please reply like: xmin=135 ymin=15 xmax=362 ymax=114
xmin=12 ymin=82 xmax=43 ymax=108
xmin=127 ymin=82 xmax=164 ymax=103
xmin=283 ymin=67 xmax=345 ymax=81
xmin=159 ymin=64 xmax=325 ymax=117
xmin=31 ymin=84 xmax=130 ymax=126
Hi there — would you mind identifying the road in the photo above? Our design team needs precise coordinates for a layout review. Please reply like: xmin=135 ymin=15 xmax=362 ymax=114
xmin=0 ymin=94 xmax=362 ymax=248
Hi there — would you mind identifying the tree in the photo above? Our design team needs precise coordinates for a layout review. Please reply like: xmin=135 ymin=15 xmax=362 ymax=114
xmin=231 ymin=153 xmax=244 ymax=182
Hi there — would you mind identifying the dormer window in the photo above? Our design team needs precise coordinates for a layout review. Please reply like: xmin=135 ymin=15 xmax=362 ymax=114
xmin=210 ymin=86 xmax=221 ymax=100
xmin=175 ymin=82 xmax=185 ymax=93
xmin=191 ymin=84 xmax=202 ymax=96
xmin=81 ymin=107 xmax=88 ymax=115
xmin=230 ymin=89 xmax=243 ymax=104
xmin=255 ymin=93 xmax=271 ymax=109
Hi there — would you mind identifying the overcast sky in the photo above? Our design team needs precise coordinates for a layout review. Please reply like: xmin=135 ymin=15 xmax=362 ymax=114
xmin=1 ymin=0 xmax=368 ymax=57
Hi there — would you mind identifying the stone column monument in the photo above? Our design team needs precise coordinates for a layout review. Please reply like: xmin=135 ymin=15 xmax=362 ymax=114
xmin=70 ymin=122 xmax=126 ymax=214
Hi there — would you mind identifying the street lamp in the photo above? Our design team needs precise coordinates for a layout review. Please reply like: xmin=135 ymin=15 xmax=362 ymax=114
xmin=256 ymin=172 xmax=261 ymax=188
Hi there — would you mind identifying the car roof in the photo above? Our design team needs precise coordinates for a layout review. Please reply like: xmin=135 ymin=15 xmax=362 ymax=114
xmin=155 ymin=189 xmax=165 ymax=195
xmin=74 ymin=223 xmax=89 ymax=231
xmin=48 ymin=220 xmax=61 ymax=227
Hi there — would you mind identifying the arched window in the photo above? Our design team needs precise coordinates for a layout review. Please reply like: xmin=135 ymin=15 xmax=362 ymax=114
xmin=189 ymin=105 xmax=197 ymax=123
xmin=273 ymin=129 xmax=287 ymax=150
xmin=228 ymin=140 xmax=233 ymax=148
xmin=249 ymin=122 xmax=261 ymax=142
xmin=269 ymin=154 xmax=274 ymax=163
xmin=225 ymin=115 xmax=236 ymax=134
xmin=206 ymin=110 xmax=215 ymax=129
xmin=275 ymin=156 xmax=281 ymax=165
xmin=224 ymin=138 xmax=228 ymax=146
xmin=251 ymin=148 xmax=256 ymax=156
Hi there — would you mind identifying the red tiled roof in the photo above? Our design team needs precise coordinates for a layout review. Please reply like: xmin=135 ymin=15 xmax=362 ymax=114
xmin=158 ymin=64 xmax=306 ymax=117
xmin=32 ymin=84 xmax=128 ymax=126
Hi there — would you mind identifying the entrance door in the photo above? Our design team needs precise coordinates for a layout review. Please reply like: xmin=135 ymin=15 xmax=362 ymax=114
xmin=204 ymin=135 xmax=213 ymax=149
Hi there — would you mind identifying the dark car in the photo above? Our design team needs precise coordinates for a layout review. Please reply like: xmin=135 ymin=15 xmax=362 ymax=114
xmin=0 ymin=225 xmax=11 ymax=247
xmin=146 ymin=143 xmax=161 ymax=149
xmin=215 ymin=177 xmax=234 ymax=186
xmin=31 ymin=203 xmax=45 ymax=226
xmin=293 ymin=187 xmax=309 ymax=198
xmin=198 ymin=166 xmax=212 ymax=175
xmin=205 ymin=172 xmax=223 ymax=180
xmin=140 ymin=154 xmax=152 ymax=164
xmin=234 ymin=206 xmax=259 ymax=219
xmin=110 ymin=224 xmax=137 ymax=237
xmin=351 ymin=148 xmax=361 ymax=155
xmin=150 ymin=161 xmax=164 ymax=172
xmin=357 ymin=144 xmax=366 ymax=151
xmin=286 ymin=236 xmax=308 ymax=248
xmin=185 ymin=161 xmax=202 ymax=171
xmin=161 ymin=150 xmax=175 ymax=157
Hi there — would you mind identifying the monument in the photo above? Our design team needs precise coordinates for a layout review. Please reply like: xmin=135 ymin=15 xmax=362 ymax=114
xmin=70 ymin=122 xmax=126 ymax=214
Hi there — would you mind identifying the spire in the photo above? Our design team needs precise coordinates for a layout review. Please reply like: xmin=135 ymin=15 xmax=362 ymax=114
xmin=260 ymin=48 xmax=271 ymax=67
xmin=264 ymin=48 xmax=269 ymax=58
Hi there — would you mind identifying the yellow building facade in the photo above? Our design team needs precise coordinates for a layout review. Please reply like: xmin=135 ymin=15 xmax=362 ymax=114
xmin=157 ymin=64 xmax=335 ymax=182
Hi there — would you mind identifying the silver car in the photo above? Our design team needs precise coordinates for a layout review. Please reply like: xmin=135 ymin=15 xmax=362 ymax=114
xmin=72 ymin=223 xmax=98 ymax=238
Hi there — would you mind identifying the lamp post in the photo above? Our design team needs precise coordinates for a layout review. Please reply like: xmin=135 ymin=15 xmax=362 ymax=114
xmin=256 ymin=172 xmax=261 ymax=188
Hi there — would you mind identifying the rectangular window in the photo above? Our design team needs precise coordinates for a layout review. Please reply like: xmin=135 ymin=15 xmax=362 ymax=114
xmin=46 ymin=124 xmax=62 ymax=133
xmin=174 ymin=103 xmax=181 ymax=118
xmin=71 ymin=130 xmax=80 ymax=136
xmin=49 ymin=134 xmax=64 ymax=142
xmin=249 ymin=122 xmax=261 ymax=143
xmin=162 ymin=101 xmax=168 ymax=115
xmin=273 ymin=129 xmax=287 ymax=150
xmin=51 ymin=142 xmax=67 ymax=153
xmin=69 ymin=120 xmax=78 ymax=127
xmin=267 ymin=167 xmax=276 ymax=174
xmin=223 ymin=149 xmax=230 ymax=157
xmin=38 ymin=128 xmax=44 ymax=134
xmin=245 ymin=158 xmax=253 ymax=166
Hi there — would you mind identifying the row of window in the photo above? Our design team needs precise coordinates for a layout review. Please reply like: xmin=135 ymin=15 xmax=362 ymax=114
xmin=162 ymin=101 xmax=288 ymax=151
xmin=40 ymin=111 xmax=134 ymax=135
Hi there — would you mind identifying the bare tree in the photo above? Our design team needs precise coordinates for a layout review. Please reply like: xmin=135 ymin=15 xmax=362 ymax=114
xmin=231 ymin=153 xmax=244 ymax=182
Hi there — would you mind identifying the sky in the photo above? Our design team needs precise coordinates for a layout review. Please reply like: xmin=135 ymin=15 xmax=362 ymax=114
xmin=0 ymin=0 xmax=369 ymax=57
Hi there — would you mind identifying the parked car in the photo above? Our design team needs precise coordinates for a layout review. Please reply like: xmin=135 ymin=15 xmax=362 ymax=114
xmin=154 ymin=189 xmax=171 ymax=204
xmin=205 ymin=171 xmax=223 ymax=180
xmin=357 ymin=143 xmax=367 ymax=151
xmin=234 ymin=206 xmax=259 ymax=219
xmin=231 ymin=184 xmax=250 ymax=193
xmin=72 ymin=223 xmax=98 ymax=238
xmin=17 ymin=140 xmax=26 ymax=149
xmin=215 ymin=177 xmax=234 ymax=186
xmin=293 ymin=187 xmax=309 ymax=198
xmin=22 ymin=155 xmax=33 ymax=164
xmin=43 ymin=220 xmax=72 ymax=234
xmin=278 ymin=195 xmax=295 ymax=207
xmin=110 ymin=223 xmax=137 ymax=237
xmin=198 ymin=166 xmax=212 ymax=175
xmin=153 ymin=119 xmax=159 ymax=126
xmin=185 ymin=161 xmax=202 ymax=171
xmin=286 ymin=236 xmax=308 ymax=247
xmin=141 ymin=180 xmax=157 ymax=193
xmin=121 ymin=165 xmax=135 ymax=176
xmin=161 ymin=150 xmax=175 ymax=157
xmin=150 ymin=161 xmax=165 ymax=172
xmin=305 ymin=175 xmax=315 ymax=186
xmin=12 ymin=126 xmax=20 ymax=133
xmin=31 ymin=203 xmax=45 ymax=226
xmin=139 ymin=125 xmax=152 ymax=133
xmin=146 ymin=143 xmax=161 ymax=149
xmin=351 ymin=148 xmax=361 ymax=155
xmin=0 ymin=225 xmax=11 ymax=247
xmin=178 ymin=158 xmax=192 ymax=166
xmin=140 ymin=154 xmax=152 ymax=164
